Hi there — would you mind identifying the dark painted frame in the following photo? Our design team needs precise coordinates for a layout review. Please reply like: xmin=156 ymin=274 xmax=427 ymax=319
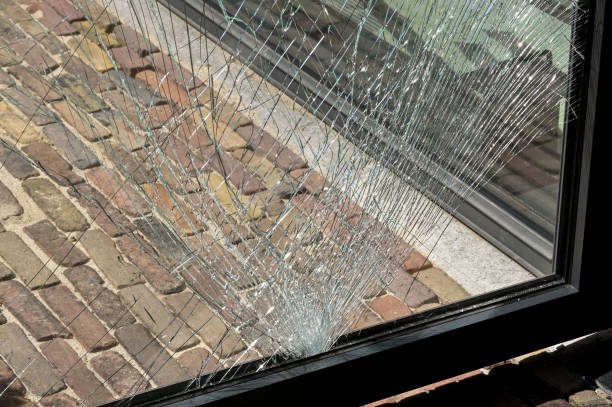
xmin=102 ymin=0 xmax=610 ymax=405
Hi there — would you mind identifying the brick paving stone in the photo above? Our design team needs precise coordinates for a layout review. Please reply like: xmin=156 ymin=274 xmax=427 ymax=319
xmin=199 ymin=145 xmax=265 ymax=195
xmin=387 ymin=269 xmax=439 ymax=308
xmin=22 ymin=178 xmax=89 ymax=232
xmin=233 ymin=149 xmax=302 ymax=195
xmin=133 ymin=216 xmax=189 ymax=263
xmin=107 ymin=69 xmax=166 ymax=106
xmin=0 ymin=0 xmax=30 ymax=23
xmin=80 ymin=229 xmax=143 ymax=288
xmin=113 ymin=25 xmax=160 ymax=56
xmin=0 ymin=357 xmax=27 ymax=397
xmin=0 ymin=41 xmax=21 ymax=66
xmin=142 ymin=183 xmax=207 ymax=236
xmin=66 ymin=183 xmax=134 ymax=237
xmin=235 ymin=125 xmax=307 ymax=172
xmin=1 ymin=87 xmax=56 ymax=126
xmin=24 ymin=220 xmax=88 ymax=267
xmin=107 ymin=144 xmax=157 ymax=184
xmin=164 ymin=291 xmax=246 ymax=358
xmin=0 ymin=12 xmax=25 ymax=43
xmin=42 ymin=339 xmax=114 ymax=406
xmin=64 ymin=57 xmax=116 ymax=93
xmin=11 ymin=38 xmax=58 ymax=74
xmin=42 ymin=123 xmax=100 ymax=170
xmin=40 ymin=393 xmax=79 ymax=407
xmin=177 ymin=347 xmax=222 ymax=377
xmin=0 ymin=109 xmax=45 ymax=144
xmin=72 ymin=20 xmax=121 ymax=48
xmin=27 ymin=2 xmax=79 ymax=35
xmin=368 ymin=294 xmax=412 ymax=321
xmin=0 ymin=323 xmax=65 ymax=397
xmin=136 ymin=70 xmax=192 ymax=109
xmin=119 ymin=284 xmax=199 ymax=351
xmin=67 ymin=36 xmax=114 ymax=72
xmin=114 ymin=323 xmax=189 ymax=386
xmin=47 ymin=0 xmax=85 ymax=22
xmin=289 ymin=168 xmax=326 ymax=195
xmin=102 ymin=88 xmax=162 ymax=131
xmin=415 ymin=267 xmax=470 ymax=304
xmin=0 ymin=232 xmax=60 ymax=289
xmin=0 ymin=262 xmax=14 ymax=280
xmin=56 ymin=75 xmax=107 ymax=113
xmin=18 ymin=19 xmax=67 ymax=55
xmin=86 ymin=166 xmax=150 ymax=217
xmin=80 ymin=1 xmax=120 ymax=32
xmin=90 ymin=350 xmax=149 ymax=397
xmin=40 ymin=285 xmax=117 ymax=352
xmin=51 ymin=100 xmax=112 ymax=142
xmin=64 ymin=265 xmax=136 ymax=328
xmin=0 ymin=280 xmax=67 ymax=340
xmin=110 ymin=46 xmax=153 ymax=75
xmin=0 ymin=142 xmax=38 ymax=178
xmin=0 ymin=180 xmax=23 ymax=220
xmin=22 ymin=142 xmax=84 ymax=186
xmin=352 ymin=307 xmax=384 ymax=330
xmin=149 ymin=52 xmax=203 ymax=90
xmin=115 ymin=233 xmax=185 ymax=294
xmin=0 ymin=68 xmax=15 ymax=86
xmin=92 ymin=108 xmax=150 ymax=148
xmin=7 ymin=64 xmax=63 ymax=102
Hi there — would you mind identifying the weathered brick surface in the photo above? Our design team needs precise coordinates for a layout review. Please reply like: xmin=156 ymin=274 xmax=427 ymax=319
xmin=352 ymin=308 xmax=384 ymax=330
xmin=56 ymin=75 xmax=107 ymax=113
xmin=119 ymin=284 xmax=198 ymax=351
xmin=368 ymin=294 xmax=413 ymax=321
xmin=51 ymin=100 xmax=112 ymax=142
xmin=141 ymin=183 xmax=207 ymax=235
xmin=136 ymin=70 xmax=191 ymax=108
xmin=0 ymin=109 xmax=45 ymax=144
xmin=0 ymin=357 xmax=27 ymax=397
xmin=86 ymin=166 xmax=150 ymax=217
xmin=199 ymin=145 xmax=265 ymax=195
xmin=24 ymin=220 xmax=88 ymax=267
xmin=42 ymin=123 xmax=100 ymax=170
xmin=1 ymin=87 xmax=56 ymax=126
xmin=289 ymin=168 xmax=326 ymax=195
xmin=0 ymin=323 xmax=66 ymax=396
xmin=0 ymin=143 xmax=38 ymax=179
xmin=177 ymin=347 xmax=222 ymax=377
xmin=64 ymin=57 xmax=116 ymax=94
xmin=72 ymin=20 xmax=121 ymax=49
xmin=0 ymin=231 xmax=60 ymax=288
xmin=42 ymin=339 xmax=114 ymax=406
xmin=67 ymin=36 xmax=114 ymax=73
xmin=235 ymin=125 xmax=307 ymax=172
xmin=40 ymin=285 xmax=117 ymax=352
xmin=7 ymin=64 xmax=63 ymax=102
xmin=415 ymin=267 xmax=470 ymax=304
xmin=164 ymin=291 xmax=245 ymax=358
xmin=90 ymin=351 xmax=149 ymax=397
xmin=114 ymin=233 xmax=185 ymax=294
xmin=106 ymin=70 xmax=166 ymax=106
xmin=110 ymin=46 xmax=153 ymax=75
xmin=64 ymin=265 xmax=136 ymax=328
xmin=27 ymin=2 xmax=79 ymax=36
xmin=40 ymin=393 xmax=79 ymax=407
xmin=113 ymin=25 xmax=159 ymax=56
xmin=149 ymin=53 xmax=203 ymax=90
xmin=22 ymin=178 xmax=89 ymax=232
xmin=22 ymin=142 xmax=84 ymax=186
xmin=134 ymin=216 xmax=189 ymax=263
xmin=0 ymin=280 xmax=68 ymax=340
xmin=80 ymin=229 xmax=143 ymax=288
xmin=67 ymin=183 xmax=134 ymax=237
xmin=106 ymin=144 xmax=157 ymax=184
xmin=0 ymin=262 xmax=14 ymax=280
xmin=11 ymin=38 xmax=58 ymax=74
xmin=387 ymin=269 xmax=439 ymax=308
xmin=114 ymin=324 xmax=189 ymax=386
xmin=0 ymin=180 xmax=23 ymax=220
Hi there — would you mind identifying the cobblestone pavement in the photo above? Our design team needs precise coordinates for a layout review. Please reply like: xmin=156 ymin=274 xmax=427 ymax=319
xmin=0 ymin=0 xmax=471 ymax=405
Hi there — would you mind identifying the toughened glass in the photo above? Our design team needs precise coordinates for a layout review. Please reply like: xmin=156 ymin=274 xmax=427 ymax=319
xmin=0 ymin=0 xmax=580 ymax=405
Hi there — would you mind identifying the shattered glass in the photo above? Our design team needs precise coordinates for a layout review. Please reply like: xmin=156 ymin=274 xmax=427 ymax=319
xmin=0 ymin=0 xmax=581 ymax=405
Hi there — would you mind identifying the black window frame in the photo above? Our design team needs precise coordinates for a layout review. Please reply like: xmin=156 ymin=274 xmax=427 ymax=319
xmin=103 ymin=1 xmax=611 ymax=405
